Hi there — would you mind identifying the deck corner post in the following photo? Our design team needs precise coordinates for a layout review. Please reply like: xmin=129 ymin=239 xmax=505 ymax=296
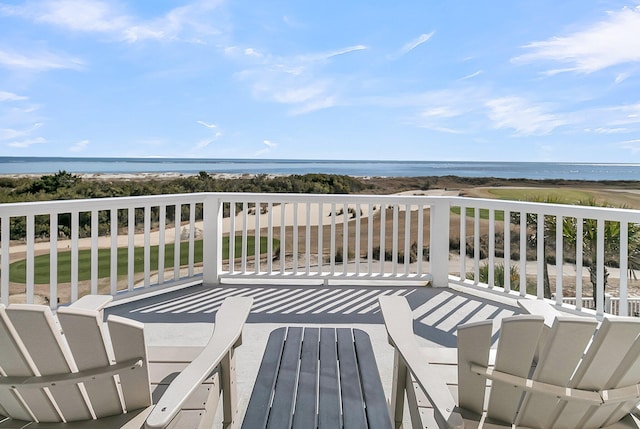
xmin=430 ymin=199 xmax=450 ymax=287
xmin=203 ymin=194 xmax=223 ymax=285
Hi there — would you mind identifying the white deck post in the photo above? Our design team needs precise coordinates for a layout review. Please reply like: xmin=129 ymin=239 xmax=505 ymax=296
xmin=203 ymin=194 xmax=223 ymax=285
xmin=429 ymin=198 xmax=450 ymax=287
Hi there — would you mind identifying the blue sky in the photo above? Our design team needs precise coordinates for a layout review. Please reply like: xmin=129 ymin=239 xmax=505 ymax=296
xmin=1 ymin=0 xmax=640 ymax=162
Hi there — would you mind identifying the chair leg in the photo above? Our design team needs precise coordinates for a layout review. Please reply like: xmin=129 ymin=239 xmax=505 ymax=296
xmin=221 ymin=347 xmax=238 ymax=429
xmin=390 ymin=349 xmax=407 ymax=429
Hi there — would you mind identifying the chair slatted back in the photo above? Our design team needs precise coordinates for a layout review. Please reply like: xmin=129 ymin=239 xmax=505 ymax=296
xmin=108 ymin=315 xmax=153 ymax=412
xmin=0 ymin=303 xmax=152 ymax=424
xmin=458 ymin=313 xmax=640 ymax=429
xmin=485 ymin=316 xmax=544 ymax=424
xmin=4 ymin=304 xmax=93 ymax=422
xmin=57 ymin=306 xmax=128 ymax=419
xmin=555 ymin=318 xmax=640 ymax=429
xmin=516 ymin=316 xmax=598 ymax=428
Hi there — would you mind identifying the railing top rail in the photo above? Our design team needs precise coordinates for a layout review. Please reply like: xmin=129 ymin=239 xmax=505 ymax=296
xmin=2 ymin=192 xmax=640 ymax=223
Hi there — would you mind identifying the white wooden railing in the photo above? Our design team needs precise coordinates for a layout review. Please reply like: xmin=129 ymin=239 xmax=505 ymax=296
xmin=2 ymin=193 xmax=639 ymax=317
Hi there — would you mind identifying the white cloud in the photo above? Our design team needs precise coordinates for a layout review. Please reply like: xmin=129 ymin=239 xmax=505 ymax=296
xmin=197 ymin=120 xmax=217 ymax=129
xmin=0 ymin=90 xmax=28 ymax=101
xmin=1 ymin=0 xmax=224 ymax=44
xmin=459 ymin=70 xmax=483 ymax=81
xmin=0 ymin=123 xmax=43 ymax=140
xmin=485 ymin=96 xmax=567 ymax=135
xmin=513 ymin=6 xmax=640 ymax=74
xmin=7 ymin=136 xmax=46 ymax=148
xmin=619 ymin=139 xmax=640 ymax=153
xmin=395 ymin=32 xmax=435 ymax=58
xmin=584 ymin=127 xmax=629 ymax=134
xmin=255 ymin=139 xmax=277 ymax=156
xmin=69 ymin=139 xmax=89 ymax=152
xmin=0 ymin=48 xmax=83 ymax=71
xmin=235 ymin=44 xmax=366 ymax=115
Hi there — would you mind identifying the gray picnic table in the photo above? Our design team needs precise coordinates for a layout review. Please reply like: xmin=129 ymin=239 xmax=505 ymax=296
xmin=242 ymin=326 xmax=393 ymax=429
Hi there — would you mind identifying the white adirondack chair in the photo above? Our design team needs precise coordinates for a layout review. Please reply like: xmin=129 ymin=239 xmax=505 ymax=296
xmin=0 ymin=295 xmax=252 ymax=428
xmin=379 ymin=296 xmax=640 ymax=429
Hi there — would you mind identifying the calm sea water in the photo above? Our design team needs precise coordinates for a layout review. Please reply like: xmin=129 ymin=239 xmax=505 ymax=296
xmin=1 ymin=157 xmax=640 ymax=181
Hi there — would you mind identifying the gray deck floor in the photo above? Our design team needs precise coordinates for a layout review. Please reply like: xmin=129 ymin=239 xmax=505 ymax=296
xmin=105 ymin=283 xmax=523 ymax=427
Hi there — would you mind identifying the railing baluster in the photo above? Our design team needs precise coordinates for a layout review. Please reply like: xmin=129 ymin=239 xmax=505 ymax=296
xmin=229 ymin=203 xmax=236 ymax=274
xmin=306 ymin=202 xmax=311 ymax=275
xmin=91 ymin=209 xmax=99 ymax=294
xmin=555 ymin=215 xmax=563 ymax=304
xmin=241 ymin=202 xmax=248 ymax=274
xmin=110 ymin=208 xmax=117 ymax=294
xmin=158 ymin=205 xmax=166 ymax=285
xmin=620 ymin=222 xmax=629 ymax=316
xmin=488 ymin=209 xmax=495 ymax=288
xmin=144 ymin=206 xmax=151 ymax=288
xmin=519 ymin=211 xmax=526 ymax=297
xmin=26 ymin=215 xmax=35 ymax=304
xmin=343 ymin=203 xmax=348 ymax=276
xmin=536 ymin=212 xmax=545 ymax=299
xmin=596 ymin=218 xmax=605 ymax=315
xmin=280 ymin=203 xmax=285 ymax=275
xmin=127 ymin=208 xmax=134 ymax=292
xmin=174 ymin=204 xmax=180 ymax=281
xmin=355 ymin=203 xmax=361 ymax=276
xmin=503 ymin=209 xmax=510 ymax=293
xmin=417 ymin=203 xmax=424 ymax=277
xmin=293 ymin=202 xmax=299 ymax=275
xmin=1 ymin=215 xmax=8 ymax=306
xmin=392 ymin=204 xmax=399 ymax=277
xmin=330 ymin=203 xmax=336 ymax=275
xmin=576 ymin=218 xmax=583 ymax=310
xmin=255 ymin=201 xmax=261 ymax=275
xmin=267 ymin=202 xmax=273 ymax=275
xmin=188 ymin=202 xmax=195 ymax=277
xmin=404 ymin=203 xmax=410 ymax=276
xmin=50 ymin=213 xmax=58 ymax=309
xmin=460 ymin=205 xmax=466 ymax=280
xmin=318 ymin=202 xmax=324 ymax=276
xmin=368 ymin=203 xmax=374 ymax=276
xmin=380 ymin=204 xmax=386 ymax=277
xmin=473 ymin=208 xmax=480 ymax=284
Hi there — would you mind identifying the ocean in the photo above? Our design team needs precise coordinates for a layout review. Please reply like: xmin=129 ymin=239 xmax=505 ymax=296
xmin=1 ymin=157 xmax=640 ymax=181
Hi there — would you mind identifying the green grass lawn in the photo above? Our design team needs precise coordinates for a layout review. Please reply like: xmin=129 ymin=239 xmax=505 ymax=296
xmin=450 ymin=207 xmax=505 ymax=221
xmin=9 ymin=236 xmax=277 ymax=284
xmin=487 ymin=187 xmax=594 ymax=203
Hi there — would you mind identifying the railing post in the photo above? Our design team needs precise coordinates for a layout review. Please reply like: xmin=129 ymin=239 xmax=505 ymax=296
xmin=203 ymin=194 xmax=223 ymax=285
xmin=430 ymin=198 xmax=450 ymax=287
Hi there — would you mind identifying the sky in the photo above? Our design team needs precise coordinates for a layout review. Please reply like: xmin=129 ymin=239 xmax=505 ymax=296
xmin=1 ymin=1 xmax=640 ymax=162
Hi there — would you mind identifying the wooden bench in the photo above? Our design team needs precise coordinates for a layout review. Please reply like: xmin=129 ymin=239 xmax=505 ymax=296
xmin=242 ymin=326 xmax=392 ymax=429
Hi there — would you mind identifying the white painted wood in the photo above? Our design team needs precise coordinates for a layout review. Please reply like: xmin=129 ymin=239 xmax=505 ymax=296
xmin=343 ymin=202 xmax=349 ymax=276
xmin=417 ymin=204 xmax=424 ymax=276
xmin=306 ymin=202 xmax=311 ymax=275
xmin=26 ymin=215 xmax=34 ymax=304
xmin=6 ymin=304 xmax=91 ymax=422
xmin=158 ymin=205 xmax=166 ymax=285
xmin=392 ymin=204 xmax=398 ymax=276
xmin=488 ymin=209 xmax=495 ymax=287
xmin=555 ymin=215 xmax=563 ymax=303
xmin=356 ymin=203 xmax=361 ymax=276
xmin=473 ymin=209 xmax=480 ymax=284
xmin=229 ymin=202 xmax=236 ymax=274
xmin=293 ymin=202 xmax=299 ymax=274
xmin=620 ymin=222 xmax=629 ymax=316
xmin=267 ymin=202 xmax=273 ymax=274
xmin=110 ymin=208 xmax=118 ymax=295
xmin=50 ymin=213 xmax=58 ymax=309
xmin=459 ymin=205 xmax=466 ymax=280
xmin=126 ymin=208 xmax=134 ymax=292
xmin=318 ymin=202 xmax=324 ymax=276
xmin=144 ymin=206 xmax=151 ymax=288
xmin=537 ymin=213 xmax=544 ymax=299
xmin=379 ymin=205 xmax=386 ymax=276
xmin=519 ymin=211 xmax=527 ymax=296
xmin=255 ymin=201 xmax=261 ymax=275
xmin=57 ymin=307 xmax=122 ymax=418
xmin=241 ymin=202 xmax=247 ymax=274
xmin=188 ymin=203 xmax=195 ymax=278
xmin=457 ymin=320 xmax=492 ymax=416
xmin=404 ymin=204 xmax=410 ymax=276
xmin=576 ymin=217 xmax=584 ymax=310
xmin=173 ymin=204 xmax=180 ymax=281
xmin=91 ymin=209 xmax=99 ymax=294
xmin=0 ymin=216 xmax=9 ymax=306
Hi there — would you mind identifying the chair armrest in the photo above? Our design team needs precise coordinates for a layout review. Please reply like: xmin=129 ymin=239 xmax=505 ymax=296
xmin=145 ymin=296 xmax=253 ymax=429
xmin=68 ymin=295 xmax=113 ymax=319
xmin=379 ymin=296 xmax=464 ymax=429
xmin=517 ymin=299 xmax=563 ymax=328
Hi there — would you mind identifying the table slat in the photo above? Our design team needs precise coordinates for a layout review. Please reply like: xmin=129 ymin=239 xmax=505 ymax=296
xmin=354 ymin=329 xmax=393 ymax=429
xmin=319 ymin=328 xmax=342 ymax=428
xmin=337 ymin=328 xmax=368 ymax=428
xmin=267 ymin=327 xmax=303 ymax=429
xmin=292 ymin=328 xmax=320 ymax=429
xmin=241 ymin=327 xmax=286 ymax=429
